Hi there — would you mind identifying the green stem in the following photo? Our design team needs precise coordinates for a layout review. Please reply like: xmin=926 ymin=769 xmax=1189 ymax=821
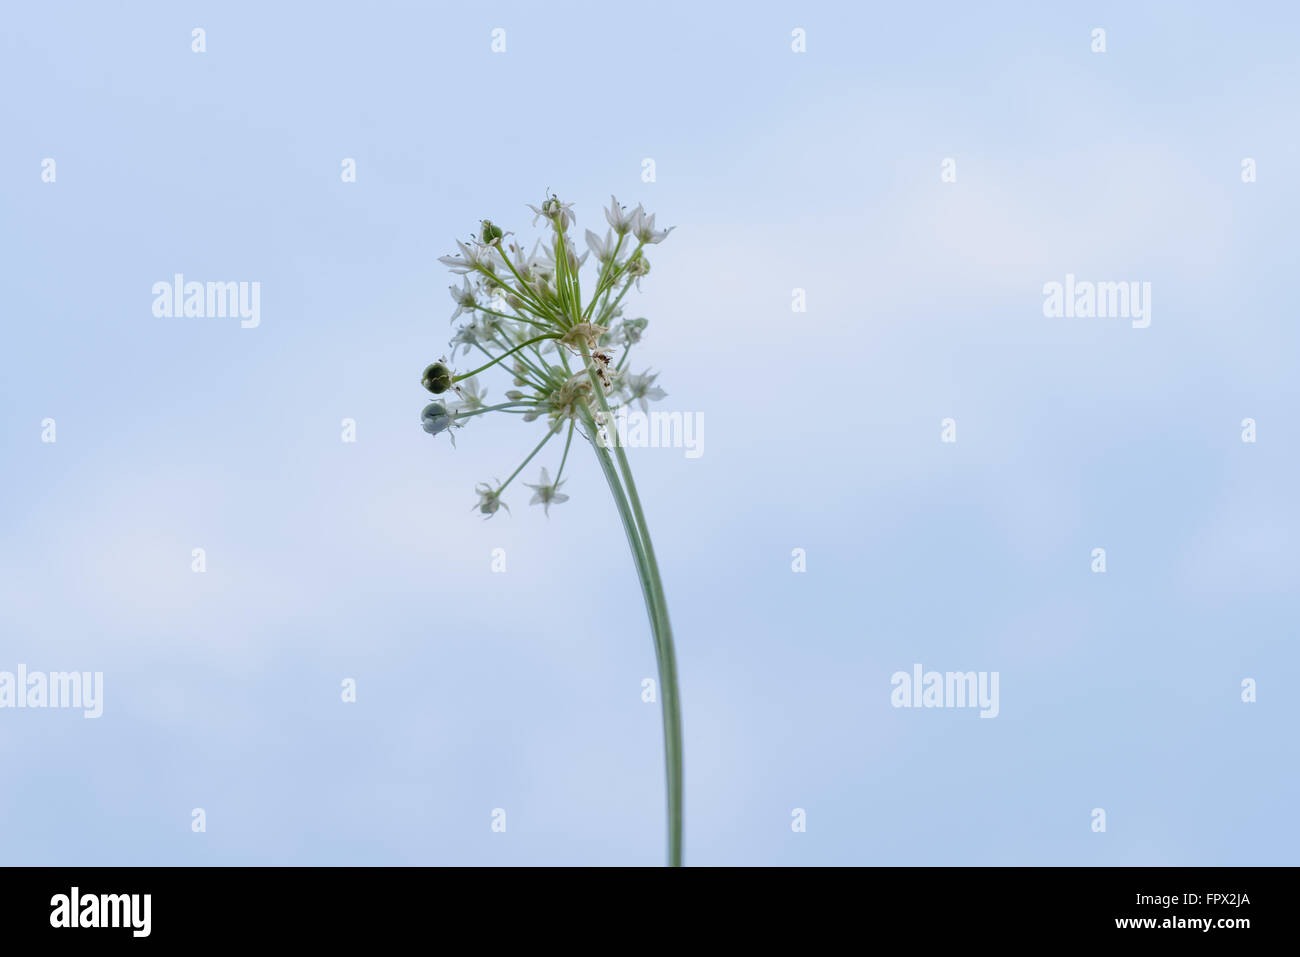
xmin=580 ymin=381 xmax=683 ymax=867
xmin=583 ymin=233 xmax=625 ymax=320
xmin=587 ymin=241 xmax=643 ymax=323
xmin=594 ymin=244 xmax=644 ymax=323
xmin=475 ymin=305 xmax=548 ymax=331
xmin=456 ymin=335 xmax=559 ymax=382
xmin=480 ymin=253 xmax=544 ymax=311
xmin=554 ymin=418 xmax=576 ymax=485
xmin=486 ymin=330 xmax=549 ymax=385
xmin=498 ymin=426 xmax=558 ymax=494
xmin=453 ymin=401 xmax=533 ymax=421
xmin=610 ymin=436 xmax=682 ymax=868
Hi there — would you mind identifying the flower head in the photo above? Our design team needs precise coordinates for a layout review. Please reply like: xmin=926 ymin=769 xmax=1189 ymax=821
xmin=422 ymin=194 xmax=672 ymax=518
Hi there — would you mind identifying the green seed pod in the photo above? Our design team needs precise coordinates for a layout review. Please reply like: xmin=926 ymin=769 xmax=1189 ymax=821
xmin=422 ymin=362 xmax=453 ymax=394
xmin=480 ymin=220 xmax=503 ymax=244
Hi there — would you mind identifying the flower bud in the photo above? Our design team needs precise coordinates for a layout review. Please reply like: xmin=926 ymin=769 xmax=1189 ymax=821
xmin=421 ymin=402 xmax=451 ymax=435
xmin=422 ymin=362 xmax=453 ymax=394
xmin=621 ymin=317 xmax=649 ymax=345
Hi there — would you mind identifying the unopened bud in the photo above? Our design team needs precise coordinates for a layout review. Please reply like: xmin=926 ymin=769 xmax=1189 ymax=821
xmin=422 ymin=362 xmax=453 ymax=394
xmin=421 ymin=402 xmax=451 ymax=435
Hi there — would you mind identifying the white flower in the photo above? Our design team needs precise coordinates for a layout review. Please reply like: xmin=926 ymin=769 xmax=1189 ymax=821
xmin=623 ymin=368 xmax=667 ymax=413
xmin=585 ymin=228 xmax=617 ymax=264
xmin=449 ymin=278 xmax=477 ymax=320
xmin=438 ymin=239 xmax=487 ymax=275
xmin=456 ymin=377 xmax=487 ymax=412
xmin=525 ymin=468 xmax=569 ymax=517
xmin=500 ymin=242 xmax=534 ymax=281
xmin=630 ymin=205 xmax=674 ymax=244
xmin=449 ymin=319 xmax=482 ymax=356
xmin=523 ymin=238 xmax=549 ymax=273
xmin=605 ymin=195 xmax=637 ymax=235
xmin=612 ymin=317 xmax=648 ymax=346
xmin=473 ymin=482 xmax=509 ymax=518
xmin=625 ymin=254 xmax=650 ymax=289
xmin=527 ymin=194 xmax=575 ymax=231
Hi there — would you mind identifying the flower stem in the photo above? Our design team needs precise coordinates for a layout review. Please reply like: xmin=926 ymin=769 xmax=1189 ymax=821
xmin=604 ymin=435 xmax=682 ymax=868
xmin=454 ymin=401 xmax=534 ymax=421
xmin=553 ymin=418 xmax=576 ymax=485
xmin=579 ymin=384 xmax=683 ymax=867
xmin=497 ymin=426 xmax=557 ymax=494
xmin=455 ymin=334 xmax=559 ymax=382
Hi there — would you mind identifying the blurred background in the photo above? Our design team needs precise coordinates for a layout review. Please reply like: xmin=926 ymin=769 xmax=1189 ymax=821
xmin=1 ymin=1 xmax=1296 ymax=864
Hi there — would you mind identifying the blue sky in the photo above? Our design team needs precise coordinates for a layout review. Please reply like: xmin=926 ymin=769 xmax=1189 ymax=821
xmin=1 ymin=1 xmax=1296 ymax=864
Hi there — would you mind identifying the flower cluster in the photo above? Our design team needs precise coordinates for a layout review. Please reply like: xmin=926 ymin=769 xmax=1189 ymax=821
xmin=421 ymin=193 xmax=673 ymax=517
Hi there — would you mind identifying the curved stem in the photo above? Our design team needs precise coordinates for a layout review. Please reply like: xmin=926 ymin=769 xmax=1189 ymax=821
xmin=607 ymin=435 xmax=682 ymax=868
xmin=580 ymin=384 xmax=683 ymax=867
